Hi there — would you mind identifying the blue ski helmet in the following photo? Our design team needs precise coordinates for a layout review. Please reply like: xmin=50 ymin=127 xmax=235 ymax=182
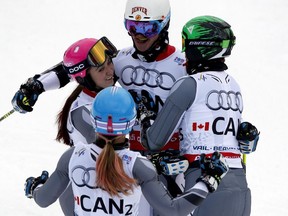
xmin=91 ymin=86 xmax=136 ymax=135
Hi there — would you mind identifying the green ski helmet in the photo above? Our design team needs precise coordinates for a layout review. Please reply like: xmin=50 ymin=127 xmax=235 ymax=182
xmin=182 ymin=15 xmax=236 ymax=64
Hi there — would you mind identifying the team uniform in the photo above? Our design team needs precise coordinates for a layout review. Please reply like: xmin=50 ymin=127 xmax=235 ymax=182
xmin=114 ymin=45 xmax=186 ymax=153
xmin=32 ymin=141 xmax=210 ymax=216
xmin=114 ymin=45 xmax=187 ymax=216
xmin=67 ymin=88 xmax=96 ymax=145
xmin=58 ymin=87 xmax=98 ymax=215
xmin=70 ymin=143 xmax=142 ymax=216
xmin=20 ymin=44 xmax=186 ymax=216
xmin=144 ymin=71 xmax=251 ymax=215
xmin=35 ymin=44 xmax=186 ymax=151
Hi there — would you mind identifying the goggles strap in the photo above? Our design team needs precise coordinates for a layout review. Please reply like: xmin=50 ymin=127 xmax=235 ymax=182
xmin=63 ymin=59 xmax=90 ymax=75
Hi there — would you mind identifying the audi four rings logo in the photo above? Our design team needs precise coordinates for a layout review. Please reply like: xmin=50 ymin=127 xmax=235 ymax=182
xmin=206 ymin=90 xmax=243 ymax=113
xmin=71 ymin=165 xmax=98 ymax=189
xmin=120 ymin=65 xmax=176 ymax=90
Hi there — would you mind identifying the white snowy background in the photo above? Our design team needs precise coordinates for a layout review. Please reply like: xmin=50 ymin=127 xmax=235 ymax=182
xmin=0 ymin=0 xmax=287 ymax=215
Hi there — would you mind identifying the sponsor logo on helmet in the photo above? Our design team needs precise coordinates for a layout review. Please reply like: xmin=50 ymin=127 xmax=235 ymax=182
xmin=69 ymin=63 xmax=85 ymax=74
xmin=132 ymin=7 xmax=147 ymax=15
xmin=74 ymin=46 xmax=80 ymax=53
xmin=135 ymin=14 xmax=141 ymax=21
xmin=189 ymin=41 xmax=216 ymax=46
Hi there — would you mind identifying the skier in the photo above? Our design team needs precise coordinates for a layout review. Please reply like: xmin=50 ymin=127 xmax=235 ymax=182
xmin=12 ymin=0 xmax=186 ymax=154
xmin=12 ymin=0 xmax=188 ymax=215
xmin=24 ymin=86 xmax=230 ymax=216
xmin=18 ymin=36 xmax=117 ymax=215
xmin=140 ymin=15 xmax=260 ymax=216
xmin=55 ymin=37 xmax=117 ymax=146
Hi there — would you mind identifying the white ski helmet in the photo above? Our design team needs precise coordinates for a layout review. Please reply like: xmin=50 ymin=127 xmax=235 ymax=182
xmin=124 ymin=0 xmax=171 ymax=22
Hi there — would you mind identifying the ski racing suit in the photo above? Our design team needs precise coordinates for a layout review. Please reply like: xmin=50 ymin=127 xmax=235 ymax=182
xmin=113 ymin=45 xmax=187 ymax=215
xmin=67 ymin=88 xmax=97 ymax=145
xmin=59 ymin=87 xmax=98 ymax=216
xmin=22 ymin=44 xmax=187 ymax=216
xmin=32 ymin=141 xmax=210 ymax=216
xmin=33 ymin=44 xmax=186 ymax=151
xmin=142 ymin=71 xmax=251 ymax=216
xmin=113 ymin=45 xmax=186 ymax=153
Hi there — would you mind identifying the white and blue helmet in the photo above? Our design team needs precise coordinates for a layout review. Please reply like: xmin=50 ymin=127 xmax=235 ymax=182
xmin=91 ymin=86 xmax=136 ymax=135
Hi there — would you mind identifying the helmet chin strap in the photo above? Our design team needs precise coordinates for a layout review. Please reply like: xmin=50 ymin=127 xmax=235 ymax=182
xmin=131 ymin=29 xmax=169 ymax=62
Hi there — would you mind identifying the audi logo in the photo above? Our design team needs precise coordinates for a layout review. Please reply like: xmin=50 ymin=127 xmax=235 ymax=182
xmin=71 ymin=165 xmax=98 ymax=189
xmin=205 ymin=90 xmax=243 ymax=113
xmin=120 ymin=65 xmax=176 ymax=90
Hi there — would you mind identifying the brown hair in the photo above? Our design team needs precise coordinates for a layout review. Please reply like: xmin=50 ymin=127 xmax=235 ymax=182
xmin=96 ymin=134 xmax=137 ymax=197
xmin=56 ymin=85 xmax=83 ymax=146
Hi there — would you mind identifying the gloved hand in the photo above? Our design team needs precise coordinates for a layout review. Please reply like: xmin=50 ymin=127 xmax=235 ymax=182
xmin=147 ymin=149 xmax=189 ymax=175
xmin=129 ymin=90 xmax=157 ymax=149
xmin=236 ymin=122 xmax=260 ymax=154
xmin=25 ymin=170 xmax=49 ymax=198
xmin=128 ymin=89 xmax=157 ymax=122
xmin=197 ymin=152 xmax=229 ymax=192
xmin=11 ymin=76 xmax=44 ymax=113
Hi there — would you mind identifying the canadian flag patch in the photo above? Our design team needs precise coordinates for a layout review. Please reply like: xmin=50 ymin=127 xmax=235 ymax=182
xmin=192 ymin=122 xmax=209 ymax=131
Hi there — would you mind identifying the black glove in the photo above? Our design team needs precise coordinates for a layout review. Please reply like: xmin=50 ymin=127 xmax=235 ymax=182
xmin=147 ymin=149 xmax=189 ymax=175
xmin=25 ymin=171 xmax=49 ymax=198
xmin=128 ymin=89 xmax=157 ymax=121
xmin=128 ymin=90 xmax=157 ymax=149
xmin=11 ymin=76 xmax=44 ymax=113
xmin=197 ymin=152 xmax=229 ymax=192
xmin=237 ymin=122 xmax=260 ymax=154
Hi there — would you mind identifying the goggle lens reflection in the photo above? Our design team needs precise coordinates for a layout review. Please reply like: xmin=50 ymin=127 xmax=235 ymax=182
xmin=125 ymin=20 xmax=162 ymax=38
xmin=88 ymin=37 xmax=117 ymax=67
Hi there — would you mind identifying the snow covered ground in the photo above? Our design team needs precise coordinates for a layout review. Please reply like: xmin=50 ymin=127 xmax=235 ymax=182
xmin=0 ymin=0 xmax=288 ymax=215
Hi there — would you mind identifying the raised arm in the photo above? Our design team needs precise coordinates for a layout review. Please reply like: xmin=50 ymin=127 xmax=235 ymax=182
xmin=11 ymin=62 xmax=71 ymax=113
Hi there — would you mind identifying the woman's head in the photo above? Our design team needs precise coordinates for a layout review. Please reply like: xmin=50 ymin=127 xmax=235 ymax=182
xmin=91 ymin=86 xmax=136 ymax=136
xmin=90 ymin=86 xmax=138 ymax=196
xmin=63 ymin=37 xmax=118 ymax=91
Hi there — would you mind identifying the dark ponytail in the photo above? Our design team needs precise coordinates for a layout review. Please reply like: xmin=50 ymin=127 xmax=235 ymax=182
xmin=56 ymin=85 xmax=83 ymax=146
